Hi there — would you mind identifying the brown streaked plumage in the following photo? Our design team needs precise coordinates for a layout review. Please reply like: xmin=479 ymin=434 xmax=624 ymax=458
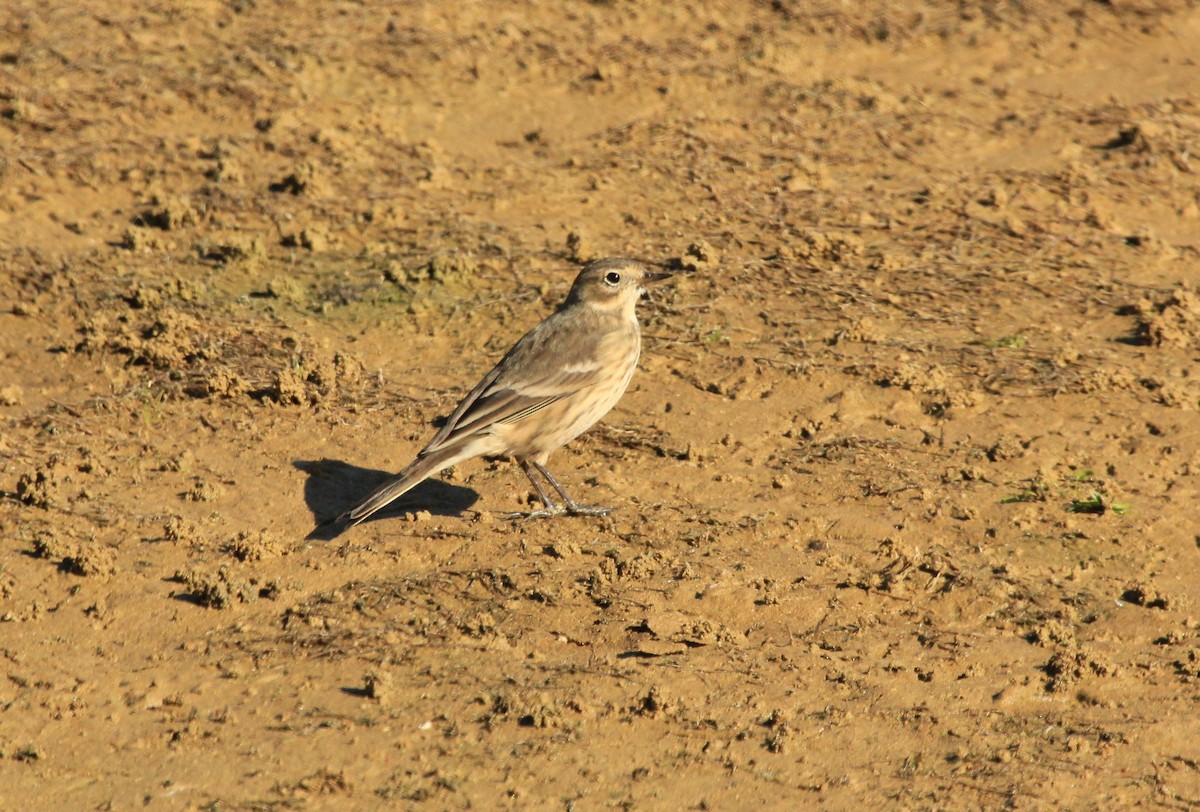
xmin=337 ymin=257 xmax=671 ymax=526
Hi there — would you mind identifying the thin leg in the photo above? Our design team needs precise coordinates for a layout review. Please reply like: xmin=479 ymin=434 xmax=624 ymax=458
xmin=529 ymin=460 xmax=612 ymax=517
xmin=512 ymin=459 xmax=565 ymax=519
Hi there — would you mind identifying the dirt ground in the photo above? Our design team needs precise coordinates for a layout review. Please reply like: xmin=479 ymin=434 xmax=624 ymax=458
xmin=3 ymin=1 xmax=1200 ymax=808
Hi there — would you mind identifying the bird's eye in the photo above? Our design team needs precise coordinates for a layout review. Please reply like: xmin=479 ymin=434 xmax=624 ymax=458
xmin=604 ymin=271 xmax=621 ymax=285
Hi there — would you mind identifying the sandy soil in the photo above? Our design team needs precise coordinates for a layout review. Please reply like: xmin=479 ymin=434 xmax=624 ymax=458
xmin=3 ymin=1 xmax=1200 ymax=808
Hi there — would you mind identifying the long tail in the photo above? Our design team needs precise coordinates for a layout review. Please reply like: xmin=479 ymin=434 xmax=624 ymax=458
xmin=337 ymin=446 xmax=465 ymax=526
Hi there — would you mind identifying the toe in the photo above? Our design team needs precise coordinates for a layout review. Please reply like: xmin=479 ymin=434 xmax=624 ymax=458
xmin=566 ymin=504 xmax=612 ymax=517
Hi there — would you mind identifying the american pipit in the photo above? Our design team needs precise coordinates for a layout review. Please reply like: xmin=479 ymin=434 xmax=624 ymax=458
xmin=337 ymin=257 xmax=671 ymax=526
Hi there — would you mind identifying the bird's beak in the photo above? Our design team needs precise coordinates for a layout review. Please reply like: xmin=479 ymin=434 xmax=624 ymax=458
xmin=644 ymin=269 xmax=674 ymax=283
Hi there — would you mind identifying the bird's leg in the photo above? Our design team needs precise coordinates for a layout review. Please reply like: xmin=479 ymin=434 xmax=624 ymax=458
xmin=530 ymin=460 xmax=612 ymax=517
xmin=510 ymin=459 xmax=565 ymax=519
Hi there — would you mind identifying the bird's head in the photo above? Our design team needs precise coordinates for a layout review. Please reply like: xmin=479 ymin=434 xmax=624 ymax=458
xmin=565 ymin=257 xmax=672 ymax=316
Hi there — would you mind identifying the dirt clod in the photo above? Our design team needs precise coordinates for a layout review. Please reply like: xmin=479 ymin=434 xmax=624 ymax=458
xmin=1137 ymin=285 xmax=1200 ymax=348
xmin=678 ymin=240 xmax=719 ymax=272
xmin=225 ymin=530 xmax=286 ymax=562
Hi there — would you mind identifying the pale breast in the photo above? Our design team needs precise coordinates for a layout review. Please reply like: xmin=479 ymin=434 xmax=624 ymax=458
xmin=500 ymin=318 xmax=641 ymax=462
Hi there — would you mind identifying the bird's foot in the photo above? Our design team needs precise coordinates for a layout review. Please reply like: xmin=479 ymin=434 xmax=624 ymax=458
xmin=504 ymin=503 xmax=612 ymax=520
xmin=564 ymin=503 xmax=612 ymax=517
xmin=505 ymin=505 xmax=565 ymax=520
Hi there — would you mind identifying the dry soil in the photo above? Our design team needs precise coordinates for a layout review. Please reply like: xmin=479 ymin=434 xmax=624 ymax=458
xmin=3 ymin=1 xmax=1200 ymax=809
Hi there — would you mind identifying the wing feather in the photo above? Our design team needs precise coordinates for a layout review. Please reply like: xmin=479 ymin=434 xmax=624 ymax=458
xmin=420 ymin=308 xmax=605 ymax=455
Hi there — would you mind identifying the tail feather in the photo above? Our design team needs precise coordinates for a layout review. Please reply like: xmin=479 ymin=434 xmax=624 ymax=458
xmin=337 ymin=447 xmax=463 ymax=526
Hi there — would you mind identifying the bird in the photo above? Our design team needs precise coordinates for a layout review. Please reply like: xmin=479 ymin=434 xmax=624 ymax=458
xmin=337 ymin=257 xmax=672 ymax=526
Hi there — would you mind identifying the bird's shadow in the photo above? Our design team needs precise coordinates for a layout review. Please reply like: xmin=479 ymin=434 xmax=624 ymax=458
xmin=294 ymin=459 xmax=479 ymax=540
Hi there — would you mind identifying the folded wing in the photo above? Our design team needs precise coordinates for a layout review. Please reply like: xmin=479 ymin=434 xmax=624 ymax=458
xmin=420 ymin=311 xmax=604 ymax=456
